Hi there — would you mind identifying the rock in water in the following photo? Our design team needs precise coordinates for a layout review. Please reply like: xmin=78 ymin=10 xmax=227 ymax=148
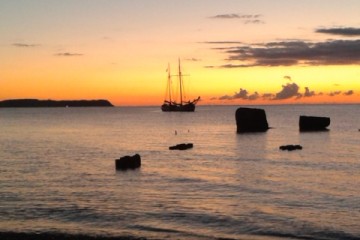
xmin=169 ymin=143 xmax=193 ymax=150
xmin=235 ymin=107 xmax=269 ymax=133
xmin=279 ymin=145 xmax=303 ymax=151
xmin=299 ymin=115 xmax=330 ymax=131
xmin=115 ymin=154 xmax=141 ymax=170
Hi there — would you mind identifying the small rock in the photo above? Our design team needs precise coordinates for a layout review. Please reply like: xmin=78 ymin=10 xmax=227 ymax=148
xmin=115 ymin=154 xmax=141 ymax=170
xmin=169 ymin=143 xmax=193 ymax=150
xmin=299 ymin=115 xmax=330 ymax=131
xmin=279 ymin=145 xmax=303 ymax=151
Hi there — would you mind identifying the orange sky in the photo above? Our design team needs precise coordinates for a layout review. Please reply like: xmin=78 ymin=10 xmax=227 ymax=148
xmin=1 ymin=0 xmax=359 ymax=106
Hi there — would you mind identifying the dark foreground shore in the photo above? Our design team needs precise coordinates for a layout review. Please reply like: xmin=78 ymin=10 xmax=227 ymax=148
xmin=0 ymin=232 xmax=147 ymax=240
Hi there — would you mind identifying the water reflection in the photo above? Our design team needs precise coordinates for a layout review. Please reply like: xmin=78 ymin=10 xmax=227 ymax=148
xmin=1 ymin=106 xmax=359 ymax=239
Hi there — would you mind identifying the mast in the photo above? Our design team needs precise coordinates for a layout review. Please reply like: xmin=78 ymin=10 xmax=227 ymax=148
xmin=167 ymin=63 xmax=172 ymax=104
xmin=178 ymin=58 xmax=183 ymax=105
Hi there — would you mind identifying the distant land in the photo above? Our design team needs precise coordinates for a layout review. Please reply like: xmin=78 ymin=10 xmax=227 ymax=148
xmin=0 ymin=99 xmax=114 ymax=107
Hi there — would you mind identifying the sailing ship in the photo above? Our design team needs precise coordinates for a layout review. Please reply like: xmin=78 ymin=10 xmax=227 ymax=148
xmin=161 ymin=59 xmax=200 ymax=112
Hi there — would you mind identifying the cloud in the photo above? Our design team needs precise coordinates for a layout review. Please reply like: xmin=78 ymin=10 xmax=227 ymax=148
xmin=210 ymin=39 xmax=360 ymax=67
xmin=218 ymin=94 xmax=233 ymax=100
xmin=343 ymin=90 xmax=354 ymax=96
xmin=218 ymin=88 xmax=260 ymax=101
xmin=248 ymin=92 xmax=260 ymax=100
xmin=210 ymin=14 xmax=261 ymax=19
xmin=210 ymin=14 xmax=241 ymax=19
xmin=273 ymin=83 xmax=301 ymax=100
xmin=202 ymin=41 xmax=243 ymax=44
xmin=329 ymin=91 xmax=342 ymax=97
xmin=283 ymin=75 xmax=292 ymax=81
xmin=316 ymin=27 xmax=360 ymax=36
xmin=262 ymin=93 xmax=275 ymax=100
xmin=185 ymin=58 xmax=201 ymax=62
xmin=12 ymin=43 xmax=39 ymax=47
xmin=245 ymin=19 xmax=265 ymax=24
xmin=219 ymin=64 xmax=254 ymax=68
xmin=214 ymin=83 xmax=352 ymax=102
xmin=233 ymin=88 xmax=249 ymax=99
xmin=209 ymin=13 xmax=264 ymax=24
xmin=55 ymin=52 xmax=83 ymax=56
xmin=303 ymin=87 xmax=316 ymax=97
xmin=217 ymin=84 xmax=302 ymax=101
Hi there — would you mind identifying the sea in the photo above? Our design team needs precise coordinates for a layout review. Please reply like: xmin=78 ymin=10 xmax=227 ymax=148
xmin=0 ymin=105 xmax=359 ymax=240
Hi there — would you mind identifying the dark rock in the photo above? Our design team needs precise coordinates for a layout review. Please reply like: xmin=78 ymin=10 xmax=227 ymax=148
xmin=169 ymin=143 xmax=193 ymax=150
xmin=299 ymin=115 xmax=330 ymax=131
xmin=279 ymin=145 xmax=303 ymax=151
xmin=235 ymin=107 xmax=269 ymax=133
xmin=115 ymin=154 xmax=141 ymax=170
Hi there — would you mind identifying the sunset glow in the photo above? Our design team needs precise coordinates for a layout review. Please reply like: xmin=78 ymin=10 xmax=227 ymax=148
xmin=1 ymin=0 xmax=359 ymax=106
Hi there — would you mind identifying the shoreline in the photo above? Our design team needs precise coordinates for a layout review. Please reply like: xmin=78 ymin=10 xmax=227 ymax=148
xmin=0 ymin=99 xmax=114 ymax=108
xmin=0 ymin=232 xmax=147 ymax=240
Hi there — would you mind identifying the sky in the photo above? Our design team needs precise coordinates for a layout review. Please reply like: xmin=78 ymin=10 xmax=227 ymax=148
xmin=1 ymin=0 xmax=359 ymax=106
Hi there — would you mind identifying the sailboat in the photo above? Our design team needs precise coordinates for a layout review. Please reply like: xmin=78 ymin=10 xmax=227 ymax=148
xmin=161 ymin=59 xmax=200 ymax=112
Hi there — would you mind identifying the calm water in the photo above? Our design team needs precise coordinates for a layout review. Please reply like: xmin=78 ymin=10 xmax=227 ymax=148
xmin=0 ymin=105 xmax=359 ymax=240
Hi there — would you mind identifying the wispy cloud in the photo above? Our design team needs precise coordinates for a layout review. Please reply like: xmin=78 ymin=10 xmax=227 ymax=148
xmin=218 ymin=64 xmax=254 ymax=68
xmin=202 ymin=41 xmax=243 ymax=44
xmin=316 ymin=27 xmax=360 ymax=36
xmin=245 ymin=19 xmax=264 ymax=24
xmin=209 ymin=13 xmax=264 ymax=24
xmin=54 ymin=52 xmax=84 ymax=57
xmin=185 ymin=58 xmax=201 ymax=62
xmin=210 ymin=13 xmax=240 ymax=19
xmin=209 ymin=39 xmax=360 ymax=67
xmin=12 ymin=43 xmax=39 ymax=47
xmin=210 ymin=13 xmax=261 ymax=19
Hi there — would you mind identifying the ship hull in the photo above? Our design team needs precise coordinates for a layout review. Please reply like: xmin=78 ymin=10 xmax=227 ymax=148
xmin=161 ymin=102 xmax=195 ymax=112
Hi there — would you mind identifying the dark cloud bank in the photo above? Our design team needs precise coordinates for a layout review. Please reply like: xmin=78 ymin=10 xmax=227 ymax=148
xmin=205 ymin=26 xmax=358 ymax=101
xmin=216 ymin=83 xmax=354 ymax=102
xmin=211 ymin=39 xmax=360 ymax=68
xmin=203 ymin=27 xmax=360 ymax=68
